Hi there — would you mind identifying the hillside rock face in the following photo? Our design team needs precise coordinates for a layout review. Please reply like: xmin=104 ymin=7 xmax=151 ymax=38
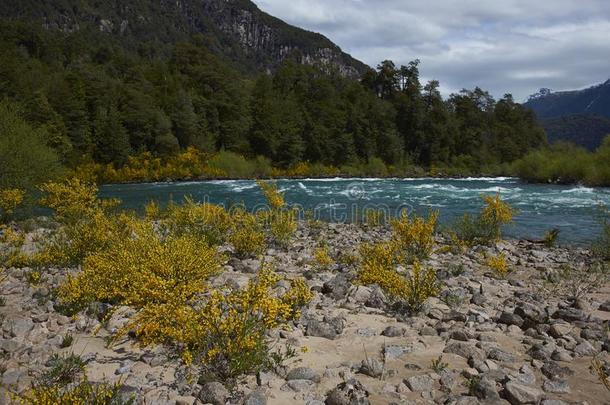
xmin=0 ymin=0 xmax=367 ymax=77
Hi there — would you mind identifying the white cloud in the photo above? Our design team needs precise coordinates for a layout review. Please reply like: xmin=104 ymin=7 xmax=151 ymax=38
xmin=253 ymin=0 xmax=610 ymax=101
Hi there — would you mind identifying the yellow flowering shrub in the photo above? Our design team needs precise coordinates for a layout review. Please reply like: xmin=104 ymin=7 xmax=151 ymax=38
xmin=480 ymin=194 xmax=516 ymax=241
xmin=32 ymin=211 xmax=137 ymax=267
xmin=257 ymin=180 xmax=285 ymax=210
xmin=313 ymin=244 xmax=334 ymax=270
xmin=268 ymin=209 xmax=297 ymax=248
xmin=391 ymin=210 xmax=439 ymax=262
xmin=358 ymin=242 xmax=440 ymax=312
xmin=16 ymin=376 xmax=128 ymax=405
xmin=363 ymin=209 xmax=386 ymax=227
xmin=257 ymin=180 xmax=297 ymax=248
xmin=39 ymin=179 xmax=118 ymax=225
xmin=0 ymin=188 xmax=25 ymax=221
xmin=57 ymin=223 xmax=222 ymax=315
xmin=486 ymin=253 xmax=509 ymax=278
xmin=449 ymin=195 xmax=516 ymax=245
xmin=0 ymin=226 xmax=28 ymax=268
xmin=229 ymin=209 xmax=266 ymax=259
xmin=190 ymin=266 xmax=312 ymax=380
xmin=164 ymin=197 xmax=231 ymax=245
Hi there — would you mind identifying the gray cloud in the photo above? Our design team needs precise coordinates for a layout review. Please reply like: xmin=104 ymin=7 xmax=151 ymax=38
xmin=253 ymin=0 xmax=610 ymax=101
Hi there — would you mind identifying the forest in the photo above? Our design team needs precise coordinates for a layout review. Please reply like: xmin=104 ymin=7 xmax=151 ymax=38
xmin=0 ymin=20 xmax=553 ymax=189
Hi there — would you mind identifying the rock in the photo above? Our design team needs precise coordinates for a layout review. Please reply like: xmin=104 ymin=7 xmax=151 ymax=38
xmin=599 ymin=301 xmax=610 ymax=312
xmin=356 ymin=328 xmax=376 ymax=337
xmin=514 ymin=302 xmax=547 ymax=328
xmin=244 ymin=390 xmax=267 ymax=405
xmin=5 ymin=317 xmax=34 ymax=337
xmin=541 ymin=362 xmax=574 ymax=380
xmin=444 ymin=342 xmax=484 ymax=362
xmin=548 ymin=323 xmax=572 ymax=338
xmin=420 ymin=326 xmax=438 ymax=336
xmin=325 ymin=378 xmax=369 ymax=405
xmin=487 ymin=348 xmax=516 ymax=363
xmin=359 ymin=358 xmax=383 ymax=378
xmin=542 ymin=379 xmax=570 ymax=393
xmin=404 ymin=374 xmax=435 ymax=392
xmin=381 ymin=325 xmax=404 ymax=337
xmin=450 ymin=329 xmax=471 ymax=342
xmin=384 ymin=345 xmax=409 ymax=360
xmin=322 ymin=274 xmax=351 ymax=300
xmin=470 ymin=376 xmax=500 ymax=400
xmin=306 ymin=319 xmax=339 ymax=340
xmin=286 ymin=367 xmax=321 ymax=383
xmin=552 ymin=308 xmax=586 ymax=322
xmin=503 ymin=381 xmax=542 ymax=404
xmin=498 ymin=312 xmax=524 ymax=328
xmin=541 ymin=400 xmax=568 ymax=405
xmin=284 ymin=379 xmax=314 ymax=392
xmin=198 ymin=382 xmax=229 ymax=405
xmin=573 ymin=340 xmax=596 ymax=357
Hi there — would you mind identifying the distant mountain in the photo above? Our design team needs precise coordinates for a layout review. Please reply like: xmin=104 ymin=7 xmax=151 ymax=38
xmin=0 ymin=0 xmax=367 ymax=78
xmin=524 ymin=80 xmax=610 ymax=150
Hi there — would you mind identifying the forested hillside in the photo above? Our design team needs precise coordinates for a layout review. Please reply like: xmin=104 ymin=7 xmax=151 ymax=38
xmin=0 ymin=9 xmax=547 ymax=187
xmin=525 ymin=80 xmax=610 ymax=150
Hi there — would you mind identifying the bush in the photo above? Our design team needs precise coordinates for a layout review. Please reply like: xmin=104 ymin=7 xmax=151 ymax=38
xmin=208 ymin=150 xmax=255 ymax=178
xmin=391 ymin=210 xmax=438 ymax=262
xmin=257 ymin=181 xmax=297 ymax=247
xmin=57 ymin=223 xmax=222 ymax=319
xmin=0 ymin=101 xmax=63 ymax=193
xmin=486 ymin=253 xmax=509 ymax=278
xmin=449 ymin=195 xmax=515 ymax=245
xmin=312 ymin=244 xmax=333 ymax=270
xmin=363 ymin=209 xmax=386 ymax=227
xmin=189 ymin=266 xmax=312 ymax=381
xmin=164 ymin=197 xmax=231 ymax=245
xmin=357 ymin=242 xmax=440 ymax=312
xmin=0 ymin=188 xmax=25 ymax=222
xmin=593 ymin=213 xmax=610 ymax=261
xmin=228 ymin=209 xmax=266 ymax=258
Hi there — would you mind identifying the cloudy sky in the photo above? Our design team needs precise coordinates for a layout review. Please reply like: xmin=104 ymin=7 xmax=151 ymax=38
xmin=253 ymin=0 xmax=610 ymax=101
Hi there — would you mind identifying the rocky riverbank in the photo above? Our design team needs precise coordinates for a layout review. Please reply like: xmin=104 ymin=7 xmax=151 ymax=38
xmin=1 ymin=222 xmax=609 ymax=404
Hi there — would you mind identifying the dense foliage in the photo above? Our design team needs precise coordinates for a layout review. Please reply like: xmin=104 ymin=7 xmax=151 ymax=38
xmin=512 ymin=136 xmax=610 ymax=186
xmin=0 ymin=20 xmax=547 ymax=188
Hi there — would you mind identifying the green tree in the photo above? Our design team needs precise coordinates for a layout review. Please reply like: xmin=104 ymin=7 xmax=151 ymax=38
xmin=93 ymin=105 xmax=130 ymax=166
xmin=0 ymin=101 xmax=63 ymax=191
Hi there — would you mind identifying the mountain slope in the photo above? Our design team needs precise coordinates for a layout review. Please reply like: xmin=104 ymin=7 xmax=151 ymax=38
xmin=0 ymin=0 xmax=367 ymax=77
xmin=524 ymin=80 xmax=610 ymax=150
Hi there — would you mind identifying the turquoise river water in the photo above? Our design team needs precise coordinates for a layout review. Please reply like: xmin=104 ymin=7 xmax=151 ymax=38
xmin=99 ymin=177 xmax=610 ymax=245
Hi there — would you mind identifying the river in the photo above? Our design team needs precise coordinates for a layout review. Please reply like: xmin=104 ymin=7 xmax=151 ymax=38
xmin=99 ymin=177 xmax=610 ymax=244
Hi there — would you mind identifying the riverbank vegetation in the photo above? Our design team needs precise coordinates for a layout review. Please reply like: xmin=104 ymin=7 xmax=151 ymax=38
xmin=511 ymin=136 xmax=610 ymax=186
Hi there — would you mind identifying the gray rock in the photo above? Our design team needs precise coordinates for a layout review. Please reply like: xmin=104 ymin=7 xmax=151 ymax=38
xmin=541 ymin=400 xmax=568 ymax=405
xmin=381 ymin=325 xmax=404 ymax=337
xmin=470 ymin=377 xmax=500 ymax=400
xmin=404 ymin=374 xmax=435 ymax=392
xmin=306 ymin=319 xmax=339 ymax=340
xmin=322 ymin=274 xmax=352 ymax=300
xmin=552 ymin=308 xmax=586 ymax=322
xmin=287 ymin=367 xmax=321 ymax=383
xmin=356 ymin=328 xmax=376 ymax=337
xmin=541 ymin=362 xmax=574 ymax=380
xmin=198 ymin=382 xmax=229 ymax=405
xmin=548 ymin=323 xmax=572 ymax=338
xmin=420 ymin=326 xmax=438 ymax=336
xmin=599 ymin=301 xmax=610 ymax=312
xmin=444 ymin=342 xmax=485 ymax=361
xmin=498 ymin=312 xmax=524 ymax=328
xmin=573 ymin=340 xmax=596 ymax=357
xmin=384 ymin=345 xmax=409 ymax=360
xmin=542 ymin=379 xmax=570 ymax=393
xmin=325 ymin=378 xmax=369 ymax=405
xmin=285 ymin=379 xmax=314 ymax=392
xmin=450 ymin=329 xmax=471 ymax=342
xmin=487 ymin=348 xmax=516 ymax=363
xmin=359 ymin=358 xmax=383 ymax=378
xmin=503 ymin=381 xmax=542 ymax=404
